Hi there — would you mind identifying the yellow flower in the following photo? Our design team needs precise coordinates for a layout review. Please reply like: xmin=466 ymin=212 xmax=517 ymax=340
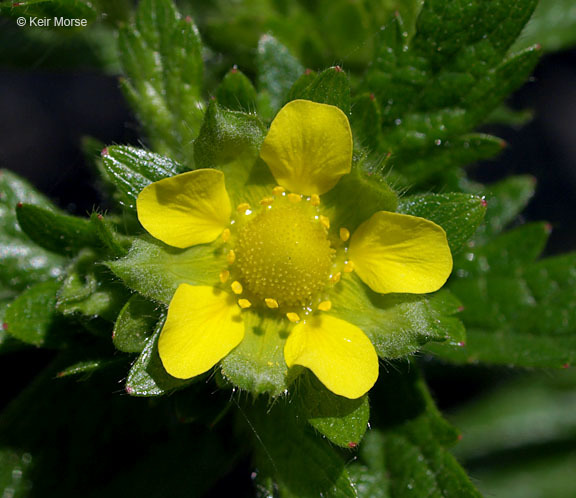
xmin=136 ymin=100 xmax=452 ymax=399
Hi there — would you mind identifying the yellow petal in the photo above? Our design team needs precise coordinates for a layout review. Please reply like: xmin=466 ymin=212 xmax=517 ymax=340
xmin=284 ymin=315 xmax=378 ymax=399
xmin=259 ymin=100 xmax=352 ymax=196
xmin=137 ymin=169 xmax=231 ymax=248
xmin=158 ymin=284 xmax=244 ymax=378
xmin=349 ymin=211 xmax=453 ymax=294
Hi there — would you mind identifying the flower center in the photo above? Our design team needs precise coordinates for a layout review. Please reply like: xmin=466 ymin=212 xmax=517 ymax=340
xmin=235 ymin=200 xmax=333 ymax=306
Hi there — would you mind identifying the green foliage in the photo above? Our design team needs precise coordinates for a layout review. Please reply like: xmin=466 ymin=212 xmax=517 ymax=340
xmin=398 ymin=193 xmax=487 ymax=253
xmin=101 ymin=145 xmax=185 ymax=209
xmin=292 ymin=66 xmax=351 ymax=115
xmin=118 ymin=0 xmax=204 ymax=164
xmin=215 ymin=67 xmax=258 ymax=112
xmin=0 ymin=170 xmax=65 ymax=298
xmin=4 ymin=280 xmax=62 ymax=347
xmin=297 ymin=372 xmax=370 ymax=448
xmin=16 ymin=203 xmax=100 ymax=256
xmin=113 ymin=294 xmax=160 ymax=353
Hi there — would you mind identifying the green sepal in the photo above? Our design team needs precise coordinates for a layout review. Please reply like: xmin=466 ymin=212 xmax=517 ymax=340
xmin=216 ymin=67 xmax=257 ymax=113
xmin=56 ymin=358 xmax=126 ymax=379
xmin=16 ymin=203 xmax=100 ymax=256
xmin=245 ymin=398 xmax=357 ymax=497
xmin=322 ymin=163 xmax=398 ymax=233
xmin=100 ymin=146 xmax=184 ymax=209
xmin=256 ymin=34 xmax=304 ymax=115
xmin=0 ymin=299 xmax=25 ymax=354
xmin=297 ymin=371 xmax=370 ymax=448
xmin=351 ymin=93 xmax=382 ymax=151
xmin=287 ymin=70 xmax=317 ymax=103
xmin=295 ymin=66 xmax=351 ymax=115
xmin=106 ymin=236 xmax=225 ymax=305
xmin=348 ymin=362 xmax=481 ymax=497
xmin=90 ymin=212 xmax=131 ymax=257
xmin=398 ymin=193 xmax=487 ymax=253
xmin=113 ymin=294 xmax=160 ymax=353
xmin=332 ymin=274 xmax=465 ymax=358
xmin=0 ymin=170 xmax=65 ymax=296
xmin=220 ymin=311 xmax=288 ymax=397
xmin=126 ymin=314 xmax=198 ymax=396
xmin=56 ymin=249 xmax=128 ymax=322
xmin=4 ymin=280 xmax=63 ymax=347
xmin=118 ymin=0 xmax=204 ymax=164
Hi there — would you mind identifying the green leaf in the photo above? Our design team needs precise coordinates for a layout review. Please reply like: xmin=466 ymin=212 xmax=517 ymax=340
xmin=296 ymin=66 xmax=351 ymax=115
xmin=351 ymin=93 xmax=382 ymax=151
xmin=107 ymin=236 xmax=225 ymax=305
xmin=431 ymin=223 xmax=576 ymax=368
xmin=331 ymin=274 xmax=465 ymax=359
xmin=90 ymin=212 xmax=131 ymax=257
xmin=398 ymin=193 xmax=487 ymax=253
xmin=256 ymin=34 xmax=304 ymax=115
xmin=351 ymin=363 xmax=481 ymax=497
xmin=0 ymin=447 xmax=32 ymax=497
xmin=216 ymin=67 xmax=257 ymax=112
xmin=363 ymin=0 xmax=541 ymax=187
xmin=56 ymin=249 xmax=128 ymax=321
xmin=16 ymin=203 xmax=100 ymax=257
xmin=0 ymin=300 xmax=24 ymax=354
xmin=4 ymin=280 xmax=62 ymax=347
xmin=113 ymin=293 xmax=160 ymax=353
xmin=126 ymin=315 xmax=197 ymax=396
xmin=0 ymin=170 xmax=65 ymax=296
xmin=220 ymin=311 xmax=288 ymax=397
xmin=514 ymin=0 xmax=576 ymax=53
xmin=297 ymin=372 xmax=369 ymax=448
xmin=246 ymin=399 xmax=357 ymax=498
xmin=118 ymin=0 xmax=204 ymax=164
xmin=100 ymin=145 xmax=184 ymax=209
xmin=474 ymin=175 xmax=536 ymax=240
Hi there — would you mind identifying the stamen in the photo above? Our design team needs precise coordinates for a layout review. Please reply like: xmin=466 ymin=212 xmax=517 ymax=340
xmin=221 ymin=228 xmax=231 ymax=242
xmin=231 ymin=281 xmax=243 ymax=294
xmin=286 ymin=312 xmax=300 ymax=323
xmin=265 ymin=298 xmax=279 ymax=309
xmin=236 ymin=202 xmax=251 ymax=213
xmin=331 ymin=272 xmax=341 ymax=284
xmin=339 ymin=227 xmax=350 ymax=242
xmin=227 ymin=250 xmax=236 ymax=264
xmin=219 ymin=270 xmax=230 ymax=283
xmin=343 ymin=261 xmax=355 ymax=273
xmin=238 ymin=299 xmax=252 ymax=309
xmin=319 ymin=215 xmax=330 ymax=230
xmin=310 ymin=194 xmax=320 ymax=206
xmin=259 ymin=197 xmax=274 ymax=206
xmin=272 ymin=186 xmax=285 ymax=196
xmin=317 ymin=300 xmax=332 ymax=311
xmin=287 ymin=193 xmax=302 ymax=203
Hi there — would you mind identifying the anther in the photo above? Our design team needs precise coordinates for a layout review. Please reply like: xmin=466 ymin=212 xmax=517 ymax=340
xmin=317 ymin=300 xmax=332 ymax=311
xmin=272 ymin=186 xmax=285 ymax=196
xmin=227 ymin=250 xmax=236 ymax=264
xmin=339 ymin=227 xmax=350 ymax=242
xmin=265 ymin=298 xmax=279 ymax=309
xmin=231 ymin=281 xmax=243 ymax=294
xmin=259 ymin=197 xmax=274 ymax=206
xmin=221 ymin=228 xmax=231 ymax=242
xmin=238 ymin=299 xmax=252 ymax=309
xmin=286 ymin=312 xmax=300 ymax=323
xmin=310 ymin=194 xmax=320 ymax=206
xmin=319 ymin=215 xmax=330 ymax=230
xmin=236 ymin=202 xmax=251 ymax=213
xmin=331 ymin=272 xmax=342 ymax=283
xmin=287 ymin=193 xmax=302 ymax=203
xmin=343 ymin=261 xmax=355 ymax=273
xmin=219 ymin=270 xmax=230 ymax=283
